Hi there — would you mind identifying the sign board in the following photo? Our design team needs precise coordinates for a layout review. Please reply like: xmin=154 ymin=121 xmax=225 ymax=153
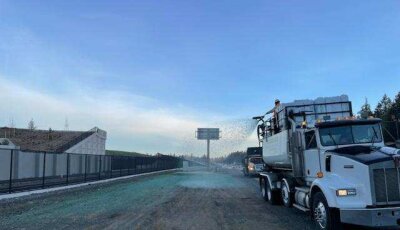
xmin=196 ymin=128 xmax=220 ymax=140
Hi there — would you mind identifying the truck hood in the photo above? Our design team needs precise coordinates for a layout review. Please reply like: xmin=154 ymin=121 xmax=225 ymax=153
xmin=327 ymin=146 xmax=399 ymax=165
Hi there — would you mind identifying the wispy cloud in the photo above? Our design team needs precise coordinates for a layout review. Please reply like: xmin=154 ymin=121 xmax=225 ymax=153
xmin=0 ymin=76 xmax=258 ymax=155
xmin=0 ymin=76 xmax=208 ymax=149
xmin=0 ymin=22 xmax=258 ymax=155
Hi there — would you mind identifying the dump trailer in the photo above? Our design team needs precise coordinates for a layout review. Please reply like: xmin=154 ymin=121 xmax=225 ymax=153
xmin=255 ymin=95 xmax=400 ymax=229
xmin=242 ymin=147 xmax=263 ymax=176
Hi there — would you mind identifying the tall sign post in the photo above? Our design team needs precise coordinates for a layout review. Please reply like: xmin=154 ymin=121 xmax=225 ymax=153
xmin=196 ymin=128 xmax=220 ymax=168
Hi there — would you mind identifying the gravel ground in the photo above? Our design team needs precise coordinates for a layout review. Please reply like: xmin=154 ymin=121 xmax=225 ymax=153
xmin=0 ymin=168 xmax=369 ymax=230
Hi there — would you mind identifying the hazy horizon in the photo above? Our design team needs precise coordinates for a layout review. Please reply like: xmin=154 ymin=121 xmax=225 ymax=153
xmin=1 ymin=1 xmax=400 ymax=156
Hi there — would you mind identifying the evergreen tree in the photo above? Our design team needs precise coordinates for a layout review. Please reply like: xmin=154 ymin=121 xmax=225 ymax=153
xmin=374 ymin=94 xmax=392 ymax=121
xmin=359 ymin=98 xmax=373 ymax=118
xmin=392 ymin=91 xmax=400 ymax=121
xmin=374 ymin=101 xmax=384 ymax=118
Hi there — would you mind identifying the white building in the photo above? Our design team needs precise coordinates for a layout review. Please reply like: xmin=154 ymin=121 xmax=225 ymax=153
xmin=0 ymin=126 xmax=107 ymax=155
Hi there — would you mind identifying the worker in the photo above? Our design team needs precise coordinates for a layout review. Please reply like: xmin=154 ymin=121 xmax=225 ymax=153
xmin=273 ymin=99 xmax=281 ymax=134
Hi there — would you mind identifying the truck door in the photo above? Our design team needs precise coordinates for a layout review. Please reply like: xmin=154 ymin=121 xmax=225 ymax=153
xmin=291 ymin=130 xmax=305 ymax=178
xmin=303 ymin=130 xmax=320 ymax=180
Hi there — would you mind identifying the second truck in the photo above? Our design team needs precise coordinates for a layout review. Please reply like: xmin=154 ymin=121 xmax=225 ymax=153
xmin=254 ymin=95 xmax=400 ymax=229
xmin=242 ymin=147 xmax=263 ymax=176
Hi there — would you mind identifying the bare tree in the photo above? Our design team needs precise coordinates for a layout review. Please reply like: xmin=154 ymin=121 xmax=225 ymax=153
xmin=28 ymin=119 xmax=36 ymax=130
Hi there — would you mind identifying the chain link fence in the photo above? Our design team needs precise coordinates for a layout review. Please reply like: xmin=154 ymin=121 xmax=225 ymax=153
xmin=0 ymin=148 xmax=182 ymax=194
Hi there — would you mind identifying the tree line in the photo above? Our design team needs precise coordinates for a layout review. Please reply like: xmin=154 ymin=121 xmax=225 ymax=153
xmin=213 ymin=151 xmax=246 ymax=165
xmin=359 ymin=92 xmax=400 ymax=122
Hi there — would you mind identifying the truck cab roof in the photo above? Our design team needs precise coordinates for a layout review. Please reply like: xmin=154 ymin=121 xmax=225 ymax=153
xmin=315 ymin=118 xmax=381 ymax=128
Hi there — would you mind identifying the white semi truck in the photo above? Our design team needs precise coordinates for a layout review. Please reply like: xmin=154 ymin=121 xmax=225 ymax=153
xmin=254 ymin=95 xmax=400 ymax=229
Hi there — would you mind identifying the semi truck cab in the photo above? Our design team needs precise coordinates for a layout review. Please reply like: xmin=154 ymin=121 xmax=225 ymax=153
xmin=243 ymin=147 xmax=264 ymax=176
xmin=243 ymin=156 xmax=264 ymax=176
xmin=256 ymin=96 xmax=400 ymax=229
xmin=305 ymin=119 xmax=400 ymax=228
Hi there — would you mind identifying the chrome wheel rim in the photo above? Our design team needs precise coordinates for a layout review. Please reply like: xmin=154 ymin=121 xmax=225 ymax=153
xmin=261 ymin=185 xmax=266 ymax=197
xmin=282 ymin=184 xmax=289 ymax=204
xmin=267 ymin=185 xmax=272 ymax=200
xmin=314 ymin=202 xmax=327 ymax=229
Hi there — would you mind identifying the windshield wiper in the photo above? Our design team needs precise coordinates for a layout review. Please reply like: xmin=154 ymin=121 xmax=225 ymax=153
xmin=370 ymin=127 xmax=378 ymax=148
xmin=328 ymin=132 xmax=338 ymax=148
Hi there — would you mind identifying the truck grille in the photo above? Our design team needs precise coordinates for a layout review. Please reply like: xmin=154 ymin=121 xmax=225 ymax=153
xmin=373 ymin=168 xmax=400 ymax=204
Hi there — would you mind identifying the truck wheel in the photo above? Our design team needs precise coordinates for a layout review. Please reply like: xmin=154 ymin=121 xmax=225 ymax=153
xmin=281 ymin=180 xmax=292 ymax=207
xmin=265 ymin=177 xmax=280 ymax=205
xmin=261 ymin=178 xmax=268 ymax=201
xmin=312 ymin=192 xmax=341 ymax=230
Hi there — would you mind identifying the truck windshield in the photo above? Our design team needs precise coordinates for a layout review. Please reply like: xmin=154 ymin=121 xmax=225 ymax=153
xmin=250 ymin=158 xmax=263 ymax=164
xmin=319 ymin=123 xmax=382 ymax=146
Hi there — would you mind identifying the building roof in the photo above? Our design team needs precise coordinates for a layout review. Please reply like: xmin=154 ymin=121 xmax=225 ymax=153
xmin=0 ymin=127 xmax=94 ymax=153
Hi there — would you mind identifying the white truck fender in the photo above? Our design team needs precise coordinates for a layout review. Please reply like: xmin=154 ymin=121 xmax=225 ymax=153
xmin=259 ymin=172 xmax=280 ymax=190
xmin=311 ymin=179 xmax=338 ymax=208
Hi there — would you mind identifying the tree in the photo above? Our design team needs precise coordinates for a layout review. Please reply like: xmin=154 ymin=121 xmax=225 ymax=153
xmin=392 ymin=91 xmax=400 ymax=121
xmin=28 ymin=119 xmax=36 ymax=130
xmin=374 ymin=94 xmax=392 ymax=121
xmin=359 ymin=98 xmax=373 ymax=118
xmin=223 ymin=151 xmax=246 ymax=164
xmin=374 ymin=101 xmax=384 ymax=119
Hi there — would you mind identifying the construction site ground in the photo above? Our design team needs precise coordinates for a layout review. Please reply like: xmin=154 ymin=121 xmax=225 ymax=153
xmin=0 ymin=167 xmax=367 ymax=230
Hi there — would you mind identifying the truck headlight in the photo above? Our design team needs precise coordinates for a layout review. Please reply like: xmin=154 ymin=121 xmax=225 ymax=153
xmin=336 ymin=189 xmax=356 ymax=196
xmin=248 ymin=163 xmax=255 ymax=171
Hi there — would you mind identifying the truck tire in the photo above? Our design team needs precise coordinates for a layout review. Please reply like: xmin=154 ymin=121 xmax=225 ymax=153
xmin=265 ymin=177 xmax=280 ymax=205
xmin=261 ymin=178 xmax=268 ymax=201
xmin=312 ymin=192 xmax=342 ymax=230
xmin=281 ymin=179 xmax=292 ymax=207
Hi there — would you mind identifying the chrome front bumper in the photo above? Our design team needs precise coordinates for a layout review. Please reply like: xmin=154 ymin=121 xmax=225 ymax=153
xmin=340 ymin=207 xmax=400 ymax=227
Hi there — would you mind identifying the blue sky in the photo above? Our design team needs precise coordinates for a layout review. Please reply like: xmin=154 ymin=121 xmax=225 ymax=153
xmin=1 ymin=1 xmax=400 ymax=155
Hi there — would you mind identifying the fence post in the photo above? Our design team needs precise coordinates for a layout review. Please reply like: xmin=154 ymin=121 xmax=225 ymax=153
xmin=108 ymin=156 xmax=113 ymax=178
xmin=42 ymin=152 xmax=46 ymax=189
xmin=9 ymin=149 xmax=14 ymax=193
xmin=84 ymin=154 xmax=87 ymax=182
xmin=128 ymin=158 xmax=131 ymax=175
xmin=120 ymin=157 xmax=122 ymax=177
xmin=98 ymin=156 xmax=102 ymax=180
xmin=66 ymin=153 xmax=70 ymax=185
xmin=134 ymin=157 xmax=137 ymax=174
xmin=140 ymin=158 xmax=143 ymax=173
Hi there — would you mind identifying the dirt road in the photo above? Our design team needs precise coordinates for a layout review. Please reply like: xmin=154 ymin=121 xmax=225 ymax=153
xmin=0 ymin=168 xmax=328 ymax=230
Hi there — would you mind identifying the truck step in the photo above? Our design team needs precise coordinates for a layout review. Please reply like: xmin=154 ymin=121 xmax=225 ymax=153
xmin=295 ymin=186 xmax=310 ymax=193
xmin=293 ymin=204 xmax=310 ymax=212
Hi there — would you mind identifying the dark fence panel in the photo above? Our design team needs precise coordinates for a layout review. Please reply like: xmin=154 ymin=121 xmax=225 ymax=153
xmin=0 ymin=149 xmax=182 ymax=194
xmin=110 ymin=155 xmax=181 ymax=176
